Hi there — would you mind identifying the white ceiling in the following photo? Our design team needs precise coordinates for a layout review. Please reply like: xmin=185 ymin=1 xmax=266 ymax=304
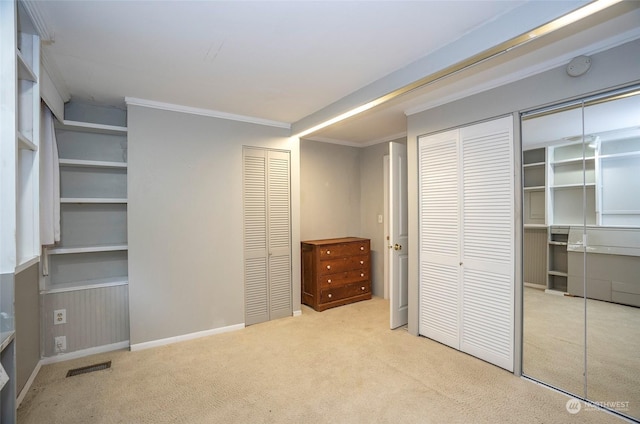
xmin=35 ymin=1 xmax=640 ymax=145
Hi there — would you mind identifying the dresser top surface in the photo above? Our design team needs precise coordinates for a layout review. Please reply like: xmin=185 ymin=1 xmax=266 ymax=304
xmin=301 ymin=237 xmax=369 ymax=246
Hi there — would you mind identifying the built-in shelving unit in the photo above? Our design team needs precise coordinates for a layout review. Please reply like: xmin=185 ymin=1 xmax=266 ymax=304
xmin=547 ymin=226 xmax=569 ymax=293
xmin=1 ymin=0 xmax=40 ymax=420
xmin=43 ymin=118 xmax=128 ymax=294
xmin=548 ymin=142 xmax=596 ymax=226
xmin=523 ymin=147 xmax=546 ymax=226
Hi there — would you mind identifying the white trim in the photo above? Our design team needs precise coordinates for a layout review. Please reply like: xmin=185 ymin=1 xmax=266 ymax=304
xmin=293 ymin=310 xmax=302 ymax=317
xmin=125 ymin=97 xmax=291 ymax=130
xmin=40 ymin=341 xmax=130 ymax=365
xmin=40 ymin=50 xmax=71 ymax=107
xmin=15 ymin=255 xmax=39 ymax=274
xmin=47 ymin=244 xmax=128 ymax=255
xmin=21 ymin=1 xmax=53 ymax=42
xmin=405 ymin=28 xmax=640 ymax=117
xmin=16 ymin=360 xmax=42 ymax=407
xmin=302 ymin=136 xmax=365 ymax=148
xmin=305 ymin=131 xmax=407 ymax=148
xmin=42 ymin=278 xmax=128 ymax=295
xmin=129 ymin=324 xmax=245 ymax=352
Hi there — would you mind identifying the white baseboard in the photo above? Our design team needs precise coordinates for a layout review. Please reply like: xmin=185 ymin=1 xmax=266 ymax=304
xmin=293 ymin=310 xmax=302 ymax=317
xmin=17 ymin=360 xmax=42 ymax=407
xmin=40 ymin=341 xmax=130 ymax=365
xmin=130 ymin=323 xmax=245 ymax=352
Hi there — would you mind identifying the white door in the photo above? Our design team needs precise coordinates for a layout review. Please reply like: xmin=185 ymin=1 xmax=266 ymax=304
xmin=389 ymin=142 xmax=409 ymax=329
xmin=418 ymin=129 xmax=462 ymax=349
xmin=418 ymin=117 xmax=514 ymax=372
xmin=243 ymin=148 xmax=292 ymax=326
xmin=459 ymin=118 xmax=514 ymax=371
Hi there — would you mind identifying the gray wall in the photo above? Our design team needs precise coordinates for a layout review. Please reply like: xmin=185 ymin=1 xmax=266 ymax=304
xmin=15 ymin=263 xmax=39 ymax=394
xmin=300 ymin=140 xmax=361 ymax=240
xmin=128 ymin=105 xmax=299 ymax=346
xmin=406 ymin=39 xmax=640 ymax=335
xmin=300 ymin=138 xmax=400 ymax=298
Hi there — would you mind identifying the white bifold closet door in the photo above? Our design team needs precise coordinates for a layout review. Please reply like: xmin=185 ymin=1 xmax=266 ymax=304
xmin=243 ymin=147 xmax=292 ymax=326
xmin=419 ymin=116 xmax=514 ymax=371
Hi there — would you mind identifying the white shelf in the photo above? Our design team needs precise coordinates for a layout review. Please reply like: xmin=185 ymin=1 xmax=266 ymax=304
xmin=524 ymin=186 xmax=545 ymax=191
xmin=17 ymin=131 xmax=37 ymax=151
xmin=59 ymin=159 xmax=127 ymax=169
xmin=548 ymin=241 xmax=567 ymax=246
xmin=42 ymin=277 xmax=129 ymax=295
xmin=47 ymin=244 xmax=128 ymax=255
xmin=16 ymin=49 xmax=37 ymax=82
xmin=599 ymin=151 xmax=640 ymax=160
xmin=61 ymin=198 xmax=128 ymax=204
xmin=551 ymin=157 xmax=595 ymax=166
xmin=15 ymin=255 xmax=39 ymax=274
xmin=56 ymin=120 xmax=127 ymax=135
xmin=523 ymin=162 xmax=545 ymax=168
xmin=548 ymin=270 xmax=568 ymax=277
xmin=0 ymin=331 xmax=15 ymax=353
xmin=551 ymin=183 xmax=596 ymax=189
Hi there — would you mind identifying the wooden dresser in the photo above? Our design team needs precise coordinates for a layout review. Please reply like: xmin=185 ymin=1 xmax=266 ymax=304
xmin=301 ymin=237 xmax=371 ymax=311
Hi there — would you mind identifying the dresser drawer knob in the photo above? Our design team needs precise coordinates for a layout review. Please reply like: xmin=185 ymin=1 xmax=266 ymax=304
xmin=360 ymin=273 xmax=364 ymax=277
xmin=327 ymin=279 xmax=332 ymax=283
xmin=361 ymin=286 xmax=365 ymax=291
xmin=326 ymin=250 xmax=331 ymax=255
xmin=360 ymin=260 xmax=364 ymax=265
xmin=360 ymin=246 xmax=364 ymax=251
xmin=328 ymin=294 xmax=332 ymax=298
xmin=327 ymin=265 xmax=331 ymax=270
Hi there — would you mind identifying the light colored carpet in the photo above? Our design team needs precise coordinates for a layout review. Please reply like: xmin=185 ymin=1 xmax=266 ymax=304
xmin=523 ymin=287 xmax=640 ymax=419
xmin=19 ymin=297 xmax=622 ymax=424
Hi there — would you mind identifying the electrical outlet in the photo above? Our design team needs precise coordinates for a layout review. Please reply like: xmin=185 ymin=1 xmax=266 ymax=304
xmin=54 ymin=309 xmax=66 ymax=325
xmin=54 ymin=336 xmax=66 ymax=353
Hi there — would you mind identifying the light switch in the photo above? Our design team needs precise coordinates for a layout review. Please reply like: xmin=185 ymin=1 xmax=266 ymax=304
xmin=377 ymin=214 xmax=383 ymax=224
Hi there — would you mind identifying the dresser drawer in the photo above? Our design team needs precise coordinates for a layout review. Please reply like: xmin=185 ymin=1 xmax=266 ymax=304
xmin=319 ymin=269 xmax=369 ymax=289
xmin=318 ymin=241 xmax=369 ymax=259
xmin=320 ymin=281 xmax=370 ymax=303
xmin=318 ymin=256 xmax=369 ymax=275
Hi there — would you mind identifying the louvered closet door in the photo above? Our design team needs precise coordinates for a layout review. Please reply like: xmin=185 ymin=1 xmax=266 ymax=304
xmin=243 ymin=148 xmax=292 ymax=326
xmin=459 ymin=116 xmax=514 ymax=372
xmin=418 ymin=116 xmax=514 ymax=372
xmin=418 ymin=129 xmax=461 ymax=349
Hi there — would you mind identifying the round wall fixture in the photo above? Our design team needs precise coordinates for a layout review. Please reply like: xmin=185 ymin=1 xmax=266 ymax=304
xmin=566 ymin=55 xmax=592 ymax=77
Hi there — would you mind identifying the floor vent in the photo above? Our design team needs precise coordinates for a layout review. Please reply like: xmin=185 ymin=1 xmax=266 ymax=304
xmin=66 ymin=361 xmax=112 ymax=377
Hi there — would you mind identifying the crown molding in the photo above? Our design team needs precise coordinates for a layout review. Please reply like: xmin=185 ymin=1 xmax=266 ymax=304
xmin=124 ymin=97 xmax=291 ymax=130
xmin=21 ymin=1 xmax=53 ymax=42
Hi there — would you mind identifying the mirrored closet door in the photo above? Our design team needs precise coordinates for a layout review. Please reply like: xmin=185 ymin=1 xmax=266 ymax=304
xmin=522 ymin=85 xmax=640 ymax=421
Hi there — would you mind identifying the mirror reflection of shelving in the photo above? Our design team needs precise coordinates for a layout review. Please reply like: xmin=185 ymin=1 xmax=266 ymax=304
xmin=548 ymin=142 xmax=596 ymax=226
xmin=43 ymin=120 xmax=128 ymax=294
xmin=523 ymin=148 xmax=546 ymax=226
